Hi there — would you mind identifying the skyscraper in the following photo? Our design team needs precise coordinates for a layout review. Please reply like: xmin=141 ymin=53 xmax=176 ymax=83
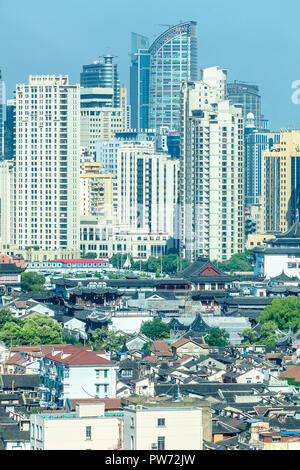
xmin=262 ymin=130 xmax=300 ymax=233
xmin=117 ymin=141 xmax=179 ymax=238
xmin=0 ymin=160 xmax=14 ymax=245
xmin=130 ymin=33 xmax=150 ymax=131
xmin=15 ymin=75 xmax=80 ymax=251
xmin=149 ymin=21 xmax=198 ymax=132
xmin=180 ymin=67 xmax=245 ymax=262
xmin=244 ymin=115 xmax=280 ymax=206
xmin=4 ymin=99 xmax=16 ymax=160
xmin=0 ymin=70 xmax=5 ymax=160
xmin=80 ymin=55 xmax=120 ymax=107
xmin=227 ymin=81 xmax=265 ymax=129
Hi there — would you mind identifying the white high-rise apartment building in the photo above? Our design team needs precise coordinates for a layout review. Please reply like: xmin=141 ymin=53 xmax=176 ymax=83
xmin=180 ymin=67 xmax=245 ymax=262
xmin=15 ymin=75 xmax=80 ymax=251
xmin=0 ymin=160 xmax=14 ymax=245
xmin=117 ymin=142 xmax=179 ymax=238
xmin=80 ymin=87 xmax=129 ymax=158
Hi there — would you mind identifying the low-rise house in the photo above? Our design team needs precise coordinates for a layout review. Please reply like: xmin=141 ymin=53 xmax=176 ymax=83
xmin=0 ymin=427 xmax=30 ymax=450
xmin=39 ymin=345 xmax=118 ymax=407
xmin=125 ymin=333 xmax=151 ymax=351
xmin=223 ymin=368 xmax=265 ymax=384
xmin=0 ymin=352 xmax=40 ymax=375
xmin=280 ymin=366 xmax=300 ymax=389
xmin=123 ymin=403 xmax=203 ymax=450
xmin=0 ymin=374 xmax=40 ymax=401
xmin=118 ymin=359 xmax=140 ymax=381
xmin=258 ymin=430 xmax=300 ymax=450
xmin=116 ymin=382 xmax=132 ymax=398
xmin=62 ymin=318 xmax=88 ymax=342
xmin=30 ymin=401 xmax=123 ymax=450
xmin=66 ymin=398 xmax=122 ymax=413
xmin=171 ymin=338 xmax=210 ymax=357
xmin=212 ymin=416 xmax=248 ymax=443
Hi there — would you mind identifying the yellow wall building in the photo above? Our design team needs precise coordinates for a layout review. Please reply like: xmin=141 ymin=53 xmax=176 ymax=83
xmin=262 ymin=130 xmax=300 ymax=234
xmin=80 ymin=162 xmax=115 ymax=218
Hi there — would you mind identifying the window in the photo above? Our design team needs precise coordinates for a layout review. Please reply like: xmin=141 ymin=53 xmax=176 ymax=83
xmin=157 ymin=436 xmax=165 ymax=450
xmin=86 ymin=426 xmax=92 ymax=440
xmin=157 ymin=418 xmax=165 ymax=427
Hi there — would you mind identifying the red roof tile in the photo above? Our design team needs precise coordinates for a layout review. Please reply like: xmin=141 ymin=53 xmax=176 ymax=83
xmin=50 ymin=259 xmax=108 ymax=264
xmin=151 ymin=341 xmax=170 ymax=353
xmin=45 ymin=348 xmax=115 ymax=366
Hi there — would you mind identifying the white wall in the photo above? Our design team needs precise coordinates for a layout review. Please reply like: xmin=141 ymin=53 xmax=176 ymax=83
xmin=62 ymin=365 xmax=118 ymax=401
xmin=123 ymin=407 xmax=203 ymax=450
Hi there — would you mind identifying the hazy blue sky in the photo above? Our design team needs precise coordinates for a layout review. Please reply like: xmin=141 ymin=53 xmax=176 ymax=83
xmin=1 ymin=0 xmax=300 ymax=130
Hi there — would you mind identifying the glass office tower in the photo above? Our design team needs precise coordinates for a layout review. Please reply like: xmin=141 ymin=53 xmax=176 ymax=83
xmin=244 ymin=116 xmax=280 ymax=206
xmin=80 ymin=55 xmax=120 ymax=107
xmin=130 ymin=33 xmax=150 ymax=131
xmin=4 ymin=99 xmax=15 ymax=160
xmin=148 ymin=21 xmax=198 ymax=132
xmin=227 ymin=81 xmax=264 ymax=129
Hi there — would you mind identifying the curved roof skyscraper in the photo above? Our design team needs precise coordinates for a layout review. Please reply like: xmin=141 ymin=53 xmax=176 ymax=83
xmin=148 ymin=21 xmax=198 ymax=132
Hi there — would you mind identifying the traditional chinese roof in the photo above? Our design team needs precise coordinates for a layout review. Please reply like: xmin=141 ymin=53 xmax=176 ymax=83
xmin=270 ymin=272 xmax=299 ymax=282
xmin=175 ymin=257 xmax=225 ymax=279
xmin=0 ymin=264 xmax=24 ymax=273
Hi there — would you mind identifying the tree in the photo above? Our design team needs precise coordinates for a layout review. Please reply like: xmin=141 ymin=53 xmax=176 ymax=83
xmin=142 ymin=341 xmax=153 ymax=351
xmin=217 ymin=250 xmax=254 ymax=273
xmin=240 ymin=321 xmax=280 ymax=346
xmin=20 ymin=314 xmax=63 ymax=345
xmin=0 ymin=309 xmax=21 ymax=328
xmin=140 ymin=318 xmax=170 ymax=340
xmin=258 ymin=297 xmax=300 ymax=332
xmin=0 ymin=322 xmax=22 ymax=346
xmin=110 ymin=253 xmax=130 ymax=269
xmin=205 ymin=327 xmax=230 ymax=347
xmin=258 ymin=321 xmax=279 ymax=346
xmin=21 ymin=272 xmax=45 ymax=293
xmin=81 ymin=252 xmax=97 ymax=259
xmin=91 ymin=328 xmax=125 ymax=352
xmin=240 ymin=328 xmax=259 ymax=345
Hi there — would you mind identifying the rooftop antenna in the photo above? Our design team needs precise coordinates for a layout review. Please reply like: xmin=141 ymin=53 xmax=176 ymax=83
xmin=155 ymin=24 xmax=174 ymax=29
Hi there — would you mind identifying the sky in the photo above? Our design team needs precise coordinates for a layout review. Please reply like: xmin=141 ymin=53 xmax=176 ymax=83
xmin=1 ymin=0 xmax=300 ymax=131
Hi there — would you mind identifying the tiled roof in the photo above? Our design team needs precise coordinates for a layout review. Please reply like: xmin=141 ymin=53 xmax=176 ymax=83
xmin=171 ymin=337 xmax=203 ymax=349
xmin=171 ymin=338 xmax=189 ymax=348
xmin=151 ymin=341 xmax=170 ymax=353
xmin=143 ymin=355 xmax=157 ymax=363
xmin=0 ymin=264 xmax=24 ymax=273
xmin=280 ymin=366 xmax=300 ymax=382
xmin=45 ymin=348 xmax=115 ymax=366
xmin=67 ymin=398 xmax=122 ymax=411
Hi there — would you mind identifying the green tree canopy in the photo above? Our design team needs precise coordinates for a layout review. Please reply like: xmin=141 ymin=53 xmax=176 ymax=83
xmin=258 ymin=297 xmax=300 ymax=332
xmin=109 ymin=253 xmax=191 ymax=275
xmin=140 ymin=318 xmax=170 ymax=340
xmin=0 ymin=322 xmax=22 ymax=346
xmin=240 ymin=328 xmax=259 ymax=345
xmin=240 ymin=321 xmax=280 ymax=347
xmin=81 ymin=252 xmax=97 ymax=259
xmin=217 ymin=250 xmax=254 ymax=273
xmin=0 ymin=313 xmax=63 ymax=347
xmin=0 ymin=309 xmax=21 ymax=328
xmin=21 ymin=272 xmax=46 ymax=293
xmin=91 ymin=328 xmax=125 ymax=352
xmin=205 ymin=327 xmax=230 ymax=347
